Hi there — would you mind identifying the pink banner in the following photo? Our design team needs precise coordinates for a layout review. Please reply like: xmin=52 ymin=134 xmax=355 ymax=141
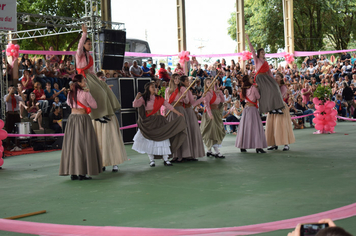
xmin=0 ymin=202 xmax=355 ymax=236
xmin=336 ymin=116 xmax=356 ymax=121
xmin=13 ymin=49 xmax=356 ymax=59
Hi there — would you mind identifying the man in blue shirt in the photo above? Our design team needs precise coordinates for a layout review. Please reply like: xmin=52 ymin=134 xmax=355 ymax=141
xmin=141 ymin=62 xmax=151 ymax=77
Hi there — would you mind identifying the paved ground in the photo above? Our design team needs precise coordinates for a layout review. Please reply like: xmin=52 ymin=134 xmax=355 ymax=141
xmin=1 ymin=122 xmax=355 ymax=236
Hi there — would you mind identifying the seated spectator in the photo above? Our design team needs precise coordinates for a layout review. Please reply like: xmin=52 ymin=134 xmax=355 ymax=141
xmin=167 ymin=67 xmax=172 ymax=76
xmin=203 ymin=64 xmax=211 ymax=76
xmin=287 ymin=218 xmax=352 ymax=236
xmin=96 ymin=71 xmax=106 ymax=82
xmin=44 ymin=82 xmax=55 ymax=106
xmin=141 ymin=62 xmax=151 ymax=77
xmin=341 ymin=51 xmax=351 ymax=64
xmin=113 ymin=72 xmax=119 ymax=78
xmin=335 ymin=94 xmax=347 ymax=117
xmin=65 ymin=61 xmax=76 ymax=81
xmin=53 ymin=62 xmax=63 ymax=88
xmin=33 ymin=82 xmax=49 ymax=113
xmin=129 ymin=60 xmax=143 ymax=77
xmin=158 ymin=63 xmax=170 ymax=82
xmin=27 ymin=92 xmax=44 ymax=130
xmin=147 ymin=59 xmax=153 ymax=68
xmin=59 ymin=63 xmax=71 ymax=88
xmin=149 ymin=64 xmax=158 ymax=79
xmin=295 ymin=96 xmax=314 ymax=128
xmin=174 ymin=63 xmax=185 ymax=76
xmin=46 ymin=46 xmax=60 ymax=65
xmin=301 ymin=83 xmax=312 ymax=104
xmin=196 ymin=64 xmax=207 ymax=81
xmin=341 ymin=61 xmax=352 ymax=80
xmin=53 ymin=82 xmax=67 ymax=103
xmin=42 ymin=60 xmax=57 ymax=87
xmin=21 ymin=70 xmax=35 ymax=99
xmin=24 ymin=58 xmax=34 ymax=75
xmin=307 ymin=63 xmax=316 ymax=77
xmin=49 ymin=106 xmax=63 ymax=133
xmin=34 ymin=59 xmax=50 ymax=89
xmin=226 ymin=100 xmax=243 ymax=135
xmin=231 ymin=88 xmax=239 ymax=103
xmin=122 ymin=62 xmax=130 ymax=77
xmin=52 ymin=96 xmax=62 ymax=109
xmin=20 ymin=54 xmax=29 ymax=69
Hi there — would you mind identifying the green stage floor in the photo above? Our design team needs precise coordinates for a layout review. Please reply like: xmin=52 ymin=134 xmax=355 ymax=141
xmin=1 ymin=122 xmax=356 ymax=236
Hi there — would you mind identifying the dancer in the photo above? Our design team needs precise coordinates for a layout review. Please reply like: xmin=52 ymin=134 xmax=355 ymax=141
xmin=77 ymin=24 xmax=127 ymax=172
xmin=265 ymin=73 xmax=295 ymax=151
xmin=246 ymin=33 xmax=285 ymax=114
xmin=59 ymin=74 xmax=102 ymax=180
xmin=200 ymin=77 xmax=226 ymax=158
xmin=165 ymin=74 xmax=192 ymax=162
xmin=132 ymin=82 xmax=187 ymax=167
xmin=180 ymin=75 xmax=205 ymax=160
xmin=235 ymin=75 xmax=267 ymax=153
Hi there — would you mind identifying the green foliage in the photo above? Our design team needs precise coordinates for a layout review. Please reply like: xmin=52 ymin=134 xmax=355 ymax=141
xmin=157 ymin=86 xmax=166 ymax=98
xmin=16 ymin=0 xmax=93 ymax=56
xmin=227 ymin=0 xmax=356 ymax=52
xmin=313 ymin=84 xmax=332 ymax=102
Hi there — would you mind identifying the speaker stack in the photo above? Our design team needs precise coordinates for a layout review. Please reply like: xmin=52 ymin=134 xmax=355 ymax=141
xmin=106 ymin=77 xmax=151 ymax=144
xmin=99 ymin=29 xmax=126 ymax=70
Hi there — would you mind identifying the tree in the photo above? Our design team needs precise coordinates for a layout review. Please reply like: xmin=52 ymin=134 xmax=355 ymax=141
xmin=227 ymin=0 xmax=356 ymax=52
xmin=16 ymin=0 xmax=90 ymax=56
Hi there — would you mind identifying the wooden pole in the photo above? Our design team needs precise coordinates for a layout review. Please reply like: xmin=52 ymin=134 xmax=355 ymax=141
xmin=176 ymin=0 xmax=187 ymax=52
xmin=165 ymin=77 xmax=198 ymax=117
xmin=5 ymin=210 xmax=46 ymax=220
xmin=236 ymin=0 xmax=245 ymax=73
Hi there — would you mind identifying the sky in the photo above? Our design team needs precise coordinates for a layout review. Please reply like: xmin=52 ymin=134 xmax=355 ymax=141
xmin=111 ymin=0 xmax=237 ymax=56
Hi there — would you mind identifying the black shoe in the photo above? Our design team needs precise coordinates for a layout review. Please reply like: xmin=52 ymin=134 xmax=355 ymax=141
xmin=270 ymin=110 xmax=278 ymax=114
xmin=207 ymin=151 xmax=215 ymax=157
xmin=190 ymin=158 xmax=199 ymax=161
xmin=277 ymin=109 xmax=284 ymax=114
xmin=102 ymin=167 xmax=106 ymax=171
xmin=103 ymin=116 xmax=111 ymax=121
xmin=163 ymin=161 xmax=173 ymax=166
xmin=267 ymin=146 xmax=278 ymax=150
xmin=149 ymin=161 xmax=155 ymax=167
xmin=256 ymin=148 xmax=266 ymax=153
xmin=70 ymin=175 xmax=79 ymax=180
xmin=79 ymin=175 xmax=92 ymax=180
xmin=176 ymin=159 xmax=184 ymax=163
xmin=283 ymin=145 xmax=290 ymax=151
xmin=217 ymin=154 xmax=225 ymax=159
xmin=240 ymin=149 xmax=247 ymax=152
xmin=95 ymin=118 xmax=108 ymax=124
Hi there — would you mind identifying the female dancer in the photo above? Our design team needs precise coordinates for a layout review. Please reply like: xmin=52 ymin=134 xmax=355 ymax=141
xmin=235 ymin=75 xmax=267 ymax=153
xmin=246 ymin=33 xmax=284 ymax=114
xmin=200 ymin=77 xmax=226 ymax=158
xmin=77 ymin=24 xmax=127 ymax=172
xmin=165 ymin=74 xmax=192 ymax=162
xmin=180 ymin=75 xmax=205 ymax=160
xmin=59 ymin=74 xmax=102 ymax=180
xmin=265 ymin=73 xmax=295 ymax=151
xmin=132 ymin=82 xmax=187 ymax=167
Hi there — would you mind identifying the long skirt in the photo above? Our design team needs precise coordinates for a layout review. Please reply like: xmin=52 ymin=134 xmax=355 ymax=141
xmin=132 ymin=129 xmax=171 ymax=155
xmin=85 ymin=73 xmax=121 ymax=120
xmin=235 ymin=106 xmax=267 ymax=149
xmin=59 ymin=114 xmax=102 ymax=176
xmin=185 ymin=108 xmax=205 ymax=158
xmin=92 ymin=115 xmax=128 ymax=167
xmin=256 ymin=73 xmax=285 ymax=114
xmin=200 ymin=109 xmax=226 ymax=150
xmin=265 ymin=103 xmax=295 ymax=146
xmin=166 ymin=106 xmax=192 ymax=159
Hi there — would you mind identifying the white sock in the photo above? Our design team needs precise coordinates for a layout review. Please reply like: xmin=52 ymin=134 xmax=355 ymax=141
xmin=213 ymin=146 xmax=220 ymax=154
xmin=148 ymin=154 xmax=154 ymax=162
xmin=208 ymin=148 xmax=212 ymax=153
xmin=162 ymin=155 xmax=169 ymax=161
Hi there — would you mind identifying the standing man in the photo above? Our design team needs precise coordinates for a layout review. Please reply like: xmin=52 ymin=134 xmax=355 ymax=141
xmin=129 ymin=60 xmax=143 ymax=78
xmin=4 ymin=86 xmax=26 ymax=149
xmin=141 ymin=62 xmax=151 ymax=77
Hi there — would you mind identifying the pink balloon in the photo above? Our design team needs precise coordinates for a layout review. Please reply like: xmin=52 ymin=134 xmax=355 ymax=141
xmin=0 ymin=140 xmax=2 ymax=146
xmin=331 ymin=109 xmax=337 ymax=116
xmin=0 ymin=130 xmax=8 ymax=140
xmin=328 ymin=120 xmax=337 ymax=127
xmin=15 ymin=44 xmax=20 ymax=49
xmin=325 ymin=101 xmax=335 ymax=109
xmin=318 ymin=105 xmax=325 ymax=112
xmin=324 ymin=114 xmax=332 ymax=121
xmin=324 ymin=124 xmax=331 ymax=132
xmin=313 ymin=118 xmax=319 ymax=124
xmin=324 ymin=108 xmax=332 ymax=114
xmin=330 ymin=126 xmax=335 ymax=132
xmin=0 ymin=146 xmax=3 ymax=152
xmin=313 ymin=97 xmax=321 ymax=105
xmin=0 ymin=158 xmax=3 ymax=167
xmin=0 ymin=120 xmax=4 ymax=129
xmin=315 ymin=123 xmax=324 ymax=131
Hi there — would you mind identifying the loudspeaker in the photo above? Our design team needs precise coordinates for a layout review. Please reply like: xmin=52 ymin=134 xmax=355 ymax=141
xmin=136 ymin=78 xmax=152 ymax=94
xmin=117 ymin=110 xmax=137 ymax=144
xmin=118 ymin=78 xmax=136 ymax=109
xmin=62 ymin=104 xmax=71 ymax=120
xmin=99 ymin=29 xmax=126 ymax=70
xmin=52 ymin=137 xmax=64 ymax=149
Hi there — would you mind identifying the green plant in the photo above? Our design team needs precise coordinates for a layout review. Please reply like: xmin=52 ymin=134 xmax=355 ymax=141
xmin=157 ymin=86 xmax=166 ymax=98
xmin=313 ymin=84 xmax=332 ymax=103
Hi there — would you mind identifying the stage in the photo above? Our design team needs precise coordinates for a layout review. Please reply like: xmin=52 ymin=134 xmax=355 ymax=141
xmin=1 ymin=122 xmax=355 ymax=236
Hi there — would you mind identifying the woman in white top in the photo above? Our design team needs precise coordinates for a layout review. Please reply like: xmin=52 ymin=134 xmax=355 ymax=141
xmin=223 ymin=89 xmax=232 ymax=109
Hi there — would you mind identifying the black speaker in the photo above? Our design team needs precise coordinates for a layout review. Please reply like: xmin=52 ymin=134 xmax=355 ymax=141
xmin=52 ymin=137 xmax=64 ymax=149
xmin=62 ymin=104 xmax=71 ymax=120
xmin=136 ymin=78 xmax=152 ymax=94
xmin=117 ymin=110 xmax=137 ymax=144
xmin=101 ymin=56 xmax=124 ymax=70
xmin=99 ymin=29 xmax=126 ymax=70
xmin=118 ymin=78 xmax=136 ymax=109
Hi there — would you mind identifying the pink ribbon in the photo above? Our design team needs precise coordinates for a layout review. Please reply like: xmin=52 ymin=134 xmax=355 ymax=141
xmin=336 ymin=116 xmax=356 ymax=121
xmin=0 ymin=202 xmax=356 ymax=236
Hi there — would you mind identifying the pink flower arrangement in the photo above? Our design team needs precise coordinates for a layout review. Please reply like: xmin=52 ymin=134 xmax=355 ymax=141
xmin=284 ymin=53 xmax=295 ymax=64
xmin=6 ymin=43 xmax=20 ymax=59
xmin=241 ymin=51 xmax=252 ymax=60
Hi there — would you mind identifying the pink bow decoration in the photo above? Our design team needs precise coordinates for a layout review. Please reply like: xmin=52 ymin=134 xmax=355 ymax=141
xmin=241 ymin=51 xmax=252 ymax=60
xmin=6 ymin=43 xmax=20 ymax=59
xmin=178 ymin=51 xmax=190 ymax=74
xmin=284 ymin=53 xmax=295 ymax=64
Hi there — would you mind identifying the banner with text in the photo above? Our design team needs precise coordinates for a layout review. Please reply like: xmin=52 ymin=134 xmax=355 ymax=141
xmin=0 ymin=0 xmax=17 ymax=31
